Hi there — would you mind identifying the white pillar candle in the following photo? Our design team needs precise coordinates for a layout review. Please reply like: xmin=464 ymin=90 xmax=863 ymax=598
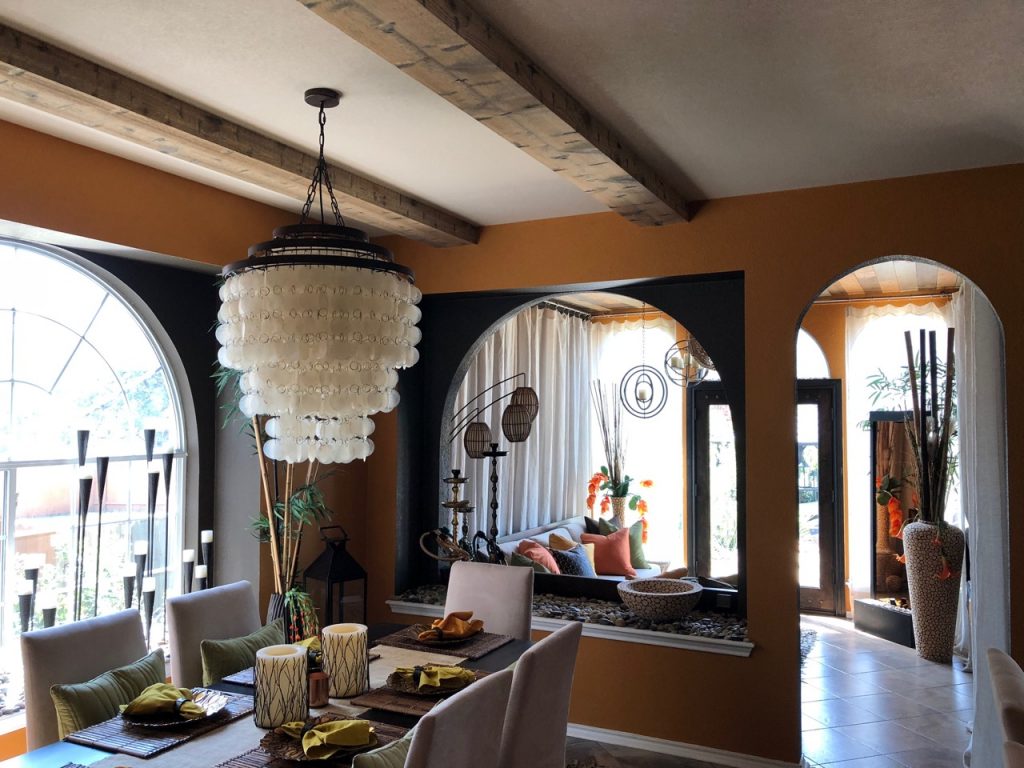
xmin=182 ymin=549 xmax=196 ymax=563
xmin=321 ymin=623 xmax=369 ymax=698
xmin=194 ymin=564 xmax=208 ymax=579
xmin=147 ymin=460 xmax=161 ymax=475
xmin=17 ymin=579 xmax=34 ymax=596
xmin=254 ymin=644 xmax=308 ymax=728
xmin=23 ymin=553 xmax=46 ymax=570
xmin=200 ymin=529 xmax=214 ymax=544
xmin=37 ymin=593 xmax=57 ymax=611
xmin=123 ymin=563 xmax=138 ymax=578
xmin=133 ymin=540 xmax=148 ymax=556
xmin=78 ymin=468 xmax=93 ymax=481
xmin=142 ymin=576 xmax=156 ymax=593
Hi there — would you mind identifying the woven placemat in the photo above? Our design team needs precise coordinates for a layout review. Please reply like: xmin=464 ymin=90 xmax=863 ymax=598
xmin=372 ymin=625 xmax=513 ymax=661
xmin=213 ymin=720 xmax=409 ymax=768
xmin=222 ymin=667 xmax=255 ymax=686
xmin=65 ymin=690 xmax=254 ymax=758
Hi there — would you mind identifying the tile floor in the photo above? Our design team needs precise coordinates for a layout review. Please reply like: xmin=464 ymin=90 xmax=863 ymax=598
xmin=801 ymin=615 xmax=972 ymax=767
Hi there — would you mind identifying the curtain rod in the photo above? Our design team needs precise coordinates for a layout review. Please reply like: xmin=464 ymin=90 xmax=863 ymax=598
xmin=811 ymin=290 xmax=958 ymax=306
xmin=536 ymin=300 xmax=591 ymax=320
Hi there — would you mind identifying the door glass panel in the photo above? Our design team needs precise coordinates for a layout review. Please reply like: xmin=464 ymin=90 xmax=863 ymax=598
xmin=798 ymin=403 xmax=821 ymax=588
xmin=708 ymin=404 xmax=737 ymax=579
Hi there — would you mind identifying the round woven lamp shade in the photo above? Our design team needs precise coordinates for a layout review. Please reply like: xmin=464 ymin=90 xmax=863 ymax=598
xmin=501 ymin=403 xmax=533 ymax=443
xmin=510 ymin=386 xmax=539 ymax=422
xmin=463 ymin=422 xmax=492 ymax=459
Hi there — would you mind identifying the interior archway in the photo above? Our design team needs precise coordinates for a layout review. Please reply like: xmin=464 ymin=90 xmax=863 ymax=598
xmin=794 ymin=257 xmax=1008 ymax=767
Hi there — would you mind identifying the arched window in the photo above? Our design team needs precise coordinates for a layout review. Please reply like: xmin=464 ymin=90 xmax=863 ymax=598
xmin=0 ymin=240 xmax=185 ymax=674
xmin=797 ymin=329 xmax=830 ymax=379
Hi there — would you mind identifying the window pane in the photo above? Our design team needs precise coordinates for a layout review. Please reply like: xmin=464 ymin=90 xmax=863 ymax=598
xmin=797 ymin=329 xmax=830 ymax=379
xmin=708 ymin=404 xmax=738 ymax=579
xmin=11 ymin=312 xmax=81 ymax=392
xmin=0 ymin=246 xmax=104 ymax=332
xmin=798 ymin=403 xmax=821 ymax=588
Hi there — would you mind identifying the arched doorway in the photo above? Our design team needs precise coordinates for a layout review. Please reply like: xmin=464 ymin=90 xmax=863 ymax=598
xmin=795 ymin=257 xmax=1008 ymax=767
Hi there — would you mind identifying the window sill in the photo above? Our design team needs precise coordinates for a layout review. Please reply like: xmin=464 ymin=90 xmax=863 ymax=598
xmin=386 ymin=599 xmax=754 ymax=657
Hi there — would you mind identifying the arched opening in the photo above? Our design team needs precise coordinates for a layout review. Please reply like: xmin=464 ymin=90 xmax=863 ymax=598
xmin=795 ymin=257 xmax=1008 ymax=767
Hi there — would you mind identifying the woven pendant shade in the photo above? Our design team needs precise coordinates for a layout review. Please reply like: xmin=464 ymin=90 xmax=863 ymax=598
xmin=510 ymin=386 xmax=539 ymax=422
xmin=501 ymin=403 xmax=533 ymax=443
xmin=463 ymin=422 xmax=492 ymax=458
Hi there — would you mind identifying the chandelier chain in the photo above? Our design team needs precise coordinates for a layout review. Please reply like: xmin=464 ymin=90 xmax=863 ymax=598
xmin=300 ymin=104 xmax=346 ymax=227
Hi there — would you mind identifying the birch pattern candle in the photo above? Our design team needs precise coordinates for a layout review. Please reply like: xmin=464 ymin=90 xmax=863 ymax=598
xmin=321 ymin=623 xmax=369 ymax=698
xmin=254 ymin=644 xmax=308 ymax=728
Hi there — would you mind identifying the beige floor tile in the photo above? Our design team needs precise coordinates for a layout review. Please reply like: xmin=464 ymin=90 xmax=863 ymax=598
xmin=813 ymin=673 xmax=889 ymax=699
xmin=889 ymin=744 xmax=965 ymax=767
xmin=803 ymin=728 xmax=880 ymax=764
xmin=819 ymin=756 xmax=904 ymax=767
xmin=833 ymin=722 xmax=936 ymax=754
xmin=897 ymin=710 xmax=971 ymax=752
xmin=804 ymin=681 xmax=838 ymax=702
xmin=803 ymin=697 xmax=886 ymax=727
xmin=844 ymin=692 xmax=942 ymax=720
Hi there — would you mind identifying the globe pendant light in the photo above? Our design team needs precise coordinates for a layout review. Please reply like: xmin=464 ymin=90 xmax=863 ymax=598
xmin=217 ymin=88 xmax=422 ymax=464
xmin=620 ymin=303 xmax=667 ymax=418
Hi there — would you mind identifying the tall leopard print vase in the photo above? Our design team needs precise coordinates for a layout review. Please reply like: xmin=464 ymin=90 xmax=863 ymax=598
xmin=903 ymin=521 xmax=965 ymax=663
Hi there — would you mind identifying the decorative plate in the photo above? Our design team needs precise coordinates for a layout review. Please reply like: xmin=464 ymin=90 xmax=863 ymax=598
xmin=260 ymin=715 xmax=377 ymax=762
xmin=410 ymin=624 xmax=477 ymax=646
xmin=122 ymin=689 xmax=229 ymax=728
xmin=384 ymin=668 xmax=480 ymax=697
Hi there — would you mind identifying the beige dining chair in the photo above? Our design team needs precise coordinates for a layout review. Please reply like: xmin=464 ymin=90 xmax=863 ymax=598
xmin=167 ymin=580 xmax=262 ymax=687
xmin=444 ymin=561 xmax=533 ymax=640
xmin=988 ymin=647 xmax=1024 ymax=761
xmin=21 ymin=609 xmax=148 ymax=750
xmin=498 ymin=620 xmax=583 ymax=768
xmin=1008 ymin=741 xmax=1024 ymax=768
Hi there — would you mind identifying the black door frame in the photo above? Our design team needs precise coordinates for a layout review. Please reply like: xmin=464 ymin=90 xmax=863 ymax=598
xmin=797 ymin=379 xmax=845 ymax=615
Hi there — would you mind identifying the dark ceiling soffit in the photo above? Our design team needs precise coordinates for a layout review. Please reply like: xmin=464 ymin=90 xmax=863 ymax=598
xmin=0 ymin=22 xmax=480 ymax=247
xmin=301 ymin=0 xmax=691 ymax=226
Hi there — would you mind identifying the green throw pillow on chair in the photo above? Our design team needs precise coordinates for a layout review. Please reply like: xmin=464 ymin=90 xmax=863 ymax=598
xmin=509 ymin=551 xmax=551 ymax=573
xmin=200 ymin=618 xmax=285 ymax=686
xmin=598 ymin=518 xmax=651 ymax=569
xmin=352 ymin=728 xmax=414 ymax=767
xmin=50 ymin=649 xmax=166 ymax=739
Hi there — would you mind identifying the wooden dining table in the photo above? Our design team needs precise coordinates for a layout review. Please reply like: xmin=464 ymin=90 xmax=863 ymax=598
xmin=2 ymin=623 xmax=529 ymax=768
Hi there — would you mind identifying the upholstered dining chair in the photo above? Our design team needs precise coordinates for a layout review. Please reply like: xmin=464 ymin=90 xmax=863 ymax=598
xmin=988 ymin=647 xmax=1024 ymax=757
xmin=167 ymin=580 xmax=262 ymax=687
xmin=21 ymin=609 xmax=148 ymax=750
xmin=444 ymin=561 xmax=533 ymax=641
xmin=498 ymin=620 xmax=583 ymax=768
xmin=1007 ymin=741 xmax=1024 ymax=768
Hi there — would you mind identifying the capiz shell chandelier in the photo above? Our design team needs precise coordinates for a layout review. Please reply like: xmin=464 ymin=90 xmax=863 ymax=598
xmin=217 ymin=88 xmax=422 ymax=464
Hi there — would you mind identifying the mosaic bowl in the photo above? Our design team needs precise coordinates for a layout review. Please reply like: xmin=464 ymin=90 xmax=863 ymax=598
xmin=617 ymin=578 xmax=703 ymax=622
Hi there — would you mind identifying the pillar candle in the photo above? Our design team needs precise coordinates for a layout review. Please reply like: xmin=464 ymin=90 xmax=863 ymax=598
xmin=254 ymin=644 xmax=308 ymax=728
xmin=321 ymin=623 xmax=369 ymax=698
xmin=194 ymin=564 xmax=208 ymax=590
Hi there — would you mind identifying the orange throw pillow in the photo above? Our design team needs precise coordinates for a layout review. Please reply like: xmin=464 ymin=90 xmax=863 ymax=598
xmin=517 ymin=539 xmax=561 ymax=574
xmin=581 ymin=529 xmax=636 ymax=578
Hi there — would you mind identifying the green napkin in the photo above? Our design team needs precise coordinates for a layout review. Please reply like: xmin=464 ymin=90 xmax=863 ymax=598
xmin=394 ymin=665 xmax=476 ymax=690
xmin=120 ymin=683 xmax=204 ymax=719
xmin=278 ymin=719 xmax=373 ymax=759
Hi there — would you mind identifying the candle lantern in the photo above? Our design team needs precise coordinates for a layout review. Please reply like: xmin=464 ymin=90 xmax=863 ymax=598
xmin=302 ymin=526 xmax=367 ymax=627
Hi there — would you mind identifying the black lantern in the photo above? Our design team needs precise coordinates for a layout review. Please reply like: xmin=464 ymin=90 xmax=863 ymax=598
xmin=303 ymin=526 xmax=367 ymax=626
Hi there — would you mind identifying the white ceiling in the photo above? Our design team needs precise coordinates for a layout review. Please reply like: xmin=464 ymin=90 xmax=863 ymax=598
xmin=0 ymin=0 xmax=1021 ymax=230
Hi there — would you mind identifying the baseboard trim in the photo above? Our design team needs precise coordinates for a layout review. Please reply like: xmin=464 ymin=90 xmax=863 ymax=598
xmin=566 ymin=722 xmax=804 ymax=768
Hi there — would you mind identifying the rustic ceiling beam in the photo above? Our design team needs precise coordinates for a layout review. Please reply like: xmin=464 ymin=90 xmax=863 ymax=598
xmin=302 ymin=0 xmax=690 ymax=225
xmin=0 ymin=23 xmax=479 ymax=247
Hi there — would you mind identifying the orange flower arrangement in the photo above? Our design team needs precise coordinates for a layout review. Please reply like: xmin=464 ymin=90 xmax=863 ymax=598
xmin=586 ymin=471 xmax=652 ymax=540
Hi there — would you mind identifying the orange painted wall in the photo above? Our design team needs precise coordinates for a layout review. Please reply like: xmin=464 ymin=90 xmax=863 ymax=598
xmin=371 ymin=165 xmax=1024 ymax=762
xmin=3 ymin=118 xmax=1022 ymax=763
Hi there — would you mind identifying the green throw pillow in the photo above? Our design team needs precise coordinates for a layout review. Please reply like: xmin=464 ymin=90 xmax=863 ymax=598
xmin=352 ymin=728 xmax=414 ymax=767
xmin=50 ymin=649 xmax=165 ymax=739
xmin=598 ymin=518 xmax=650 ymax=569
xmin=509 ymin=551 xmax=551 ymax=573
xmin=200 ymin=618 xmax=285 ymax=686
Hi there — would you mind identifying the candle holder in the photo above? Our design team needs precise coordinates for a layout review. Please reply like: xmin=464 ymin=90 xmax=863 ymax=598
xmin=24 ymin=565 xmax=40 ymax=627
xmin=161 ymin=452 xmax=173 ymax=635
xmin=146 ymin=468 xmax=159 ymax=577
xmin=74 ymin=473 xmax=93 ymax=621
xmin=182 ymin=549 xmax=195 ymax=594
xmin=201 ymin=530 xmax=214 ymax=588
xmin=142 ymin=577 xmax=156 ymax=647
xmin=478 ymin=443 xmax=508 ymax=564
xmin=42 ymin=607 xmax=56 ymax=629
xmin=133 ymin=542 xmax=148 ymax=608
xmin=76 ymin=429 xmax=90 ymax=467
xmin=93 ymin=456 xmax=109 ymax=617
xmin=123 ymin=570 xmax=136 ymax=609
xmin=194 ymin=564 xmax=208 ymax=591
xmin=18 ymin=591 xmax=32 ymax=633
xmin=144 ymin=428 xmax=156 ymax=463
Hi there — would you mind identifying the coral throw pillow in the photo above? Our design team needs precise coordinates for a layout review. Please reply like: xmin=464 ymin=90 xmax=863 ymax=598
xmin=517 ymin=539 xmax=560 ymax=574
xmin=581 ymin=528 xmax=637 ymax=578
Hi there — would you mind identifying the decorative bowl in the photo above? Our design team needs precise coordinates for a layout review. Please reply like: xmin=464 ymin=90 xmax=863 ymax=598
xmin=617 ymin=578 xmax=703 ymax=622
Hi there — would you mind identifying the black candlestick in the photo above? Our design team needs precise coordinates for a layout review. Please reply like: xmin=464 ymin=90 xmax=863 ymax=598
xmin=144 ymin=428 xmax=156 ymax=463
xmin=134 ymin=552 xmax=147 ymax=607
xmin=76 ymin=429 xmax=90 ymax=467
xmin=182 ymin=559 xmax=194 ymax=595
xmin=143 ymin=585 xmax=155 ymax=647
xmin=93 ymin=456 xmax=109 ymax=617
xmin=24 ymin=567 xmax=39 ymax=628
xmin=74 ymin=475 xmax=93 ymax=621
xmin=42 ymin=607 xmax=56 ymax=629
xmin=18 ymin=592 xmax=32 ymax=633
xmin=480 ymin=443 xmax=508 ymax=564
xmin=146 ymin=471 xmax=159 ymax=577
xmin=161 ymin=452 xmax=173 ymax=639
xmin=123 ymin=573 xmax=135 ymax=609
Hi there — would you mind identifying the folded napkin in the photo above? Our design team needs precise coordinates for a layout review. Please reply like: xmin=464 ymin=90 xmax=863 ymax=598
xmin=120 ymin=683 xmax=205 ymax=719
xmin=278 ymin=719 xmax=372 ymax=759
xmin=394 ymin=664 xmax=477 ymax=690
xmin=416 ymin=610 xmax=484 ymax=641
xmin=296 ymin=636 xmax=322 ymax=653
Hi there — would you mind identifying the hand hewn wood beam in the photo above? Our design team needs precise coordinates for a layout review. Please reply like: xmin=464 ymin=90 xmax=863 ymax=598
xmin=0 ymin=23 xmax=479 ymax=247
xmin=302 ymin=0 xmax=689 ymax=225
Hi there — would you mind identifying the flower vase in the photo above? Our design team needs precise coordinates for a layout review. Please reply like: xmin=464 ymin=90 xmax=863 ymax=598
xmin=610 ymin=496 xmax=628 ymax=529
xmin=902 ymin=520 xmax=965 ymax=662
xmin=267 ymin=593 xmax=291 ymax=639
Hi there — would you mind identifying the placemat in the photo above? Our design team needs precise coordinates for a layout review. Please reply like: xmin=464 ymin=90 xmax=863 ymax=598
xmin=65 ymin=690 xmax=254 ymax=758
xmin=350 ymin=669 xmax=488 ymax=717
xmin=372 ymin=625 xmax=513 ymax=660
xmin=213 ymin=721 xmax=409 ymax=768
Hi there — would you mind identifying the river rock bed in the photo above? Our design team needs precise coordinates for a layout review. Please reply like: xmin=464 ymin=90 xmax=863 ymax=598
xmin=397 ymin=584 xmax=748 ymax=642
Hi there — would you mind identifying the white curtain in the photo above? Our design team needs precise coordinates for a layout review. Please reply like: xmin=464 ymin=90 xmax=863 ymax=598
xmin=452 ymin=306 xmax=591 ymax=536
xmin=844 ymin=302 xmax=953 ymax=597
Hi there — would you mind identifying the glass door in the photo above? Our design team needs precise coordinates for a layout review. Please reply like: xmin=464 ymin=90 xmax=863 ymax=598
xmin=798 ymin=380 xmax=843 ymax=614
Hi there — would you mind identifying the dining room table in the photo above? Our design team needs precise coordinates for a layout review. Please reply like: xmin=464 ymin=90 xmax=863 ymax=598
xmin=1 ymin=622 xmax=530 ymax=768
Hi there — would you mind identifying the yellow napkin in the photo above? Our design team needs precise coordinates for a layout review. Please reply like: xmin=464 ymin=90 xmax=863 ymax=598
xmin=297 ymin=636 xmax=322 ymax=653
xmin=278 ymin=719 xmax=373 ymax=759
xmin=394 ymin=665 xmax=476 ymax=690
xmin=416 ymin=610 xmax=484 ymax=641
xmin=120 ymin=683 xmax=204 ymax=719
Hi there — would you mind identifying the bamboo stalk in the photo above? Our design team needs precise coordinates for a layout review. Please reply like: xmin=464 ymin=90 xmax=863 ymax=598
xmin=283 ymin=463 xmax=295 ymax=588
xmin=934 ymin=328 xmax=956 ymax=522
xmin=252 ymin=416 xmax=283 ymax=594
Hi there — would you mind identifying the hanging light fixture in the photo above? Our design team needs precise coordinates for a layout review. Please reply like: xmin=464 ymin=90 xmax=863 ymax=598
xmin=664 ymin=336 xmax=712 ymax=387
xmin=620 ymin=303 xmax=667 ymax=418
xmin=217 ymin=88 xmax=422 ymax=464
